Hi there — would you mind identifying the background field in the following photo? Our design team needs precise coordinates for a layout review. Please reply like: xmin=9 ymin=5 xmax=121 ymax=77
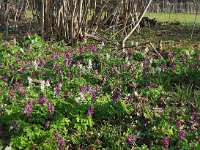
xmin=146 ymin=12 xmax=200 ymax=26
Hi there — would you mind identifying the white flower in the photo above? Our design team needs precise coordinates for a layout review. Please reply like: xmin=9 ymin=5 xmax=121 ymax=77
xmin=156 ymin=67 xmax=161 ymax=73
xmin=135 ymin=41 xmax=139 ymax=47
xmin=5 ymin=146 xmax=12 ymax=150
xmin=82 ymin=66 xmax=86 ymax=73
xmin=106 ymin=54 xmax=110 ymax=60
xmin=134 ymin=91 xmax=139 ymax=97
xmin=20 ymin=47 xmax=24 ymax=53
xmin=40 ymin=80 xmax=45 ymax=92
xmin=75 ymin=96 xmax=81 ymax=103
xmin=32 ymin=60 xmax=38 ymax=71
xmin=45 ymin=80 xmax=50 ymax=87
xmin=101 ymin=41 xmax=105 ymax=48
xmin=75 ymin=93 xmax=87 ymax=103
xmin=27 ymin=77 xmax=33 ymax=85
xmin=88 ymin=59 xmax=92 ymax=69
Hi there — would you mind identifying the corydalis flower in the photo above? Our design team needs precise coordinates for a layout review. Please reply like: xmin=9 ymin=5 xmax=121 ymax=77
xmin=87 ymin=59 xmax=93 ymax=70
xmin=53 ymin=130 xmax=65 ymax=150
xmin=178 ymin=130 xmax=186 ymax=140
xmin=54 ymin=130 xmax=59 ymax=137
xmin=5 ymin=41 xmax=9 ymax=48
xmin=80 ymin=86 xmax=87 ymax=94
xmin=40 ymin=80 xmax=46 ymax=92
xmin=18 ymin=86 xmax=26 ymax=96
xmin=113 ymin=90 xmax=121 ymax=102
xmin=181 ymin=56 xmax=187 ymax=64
xmin=24 ymin=100 xmax=33 ymax=117
xmin=170 ymin=61 xmax=176 ymax=71
xmin=87 ymin=105 xmax=94 ymax=117
xmin=88 ymin=86 xmax=96 ymax=102
xmin=191 ymin=111 xmax=199 ymax=127
xmin=32 ymin=60 xmax=38 ymax=71
xmin=58 ymin=137 xmax=65 ymax=150
xmin=54 ymin=83 xmax=62 ymax=95
xmin=56 ymin=67 xmax=62 ymax=75
xmin=9 ymin=91 xmax=14 ymax=100
xmin=38 ymin=95 xmax=47 ymax=104
xmin=196 ymin=55 xmax=200 ymax=61
xmin=162 ymin=135 xmax=170 ymax=149
xmin=126 ymin=135 xmax=136 ymax=144
xmin=53 ymin=51 xmax=59 ymax=59
xmin=176 ymin=119 xmax=182 ymax=128
xmin=48 ymin=102 xmax=54 ymax=116
xmin=167 ymin=52 xmax=174 ymax=59
xmin=13 ymin=83 xmax=20 ymax=90
xmin=161 ymin=64 xmax=167 ymax=72
xmin=28 ymin=77 xmax=33 ymax=85
xmin=45 ymin=121 xmax=51 ymax=129
xmin=13 ymin=121 xmax=18 ymax=131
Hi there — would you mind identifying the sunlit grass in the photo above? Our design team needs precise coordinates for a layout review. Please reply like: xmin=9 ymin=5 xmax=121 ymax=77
xmin=146 ymin=12 xmax=200 ymax=26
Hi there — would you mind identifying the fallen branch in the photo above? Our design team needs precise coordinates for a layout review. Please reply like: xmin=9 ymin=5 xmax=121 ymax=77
xmin=149 ymin=42 xmax=164 ymax=59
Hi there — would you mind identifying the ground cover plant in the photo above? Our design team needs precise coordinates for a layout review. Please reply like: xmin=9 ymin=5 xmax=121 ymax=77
xmin=0 ymin=23 xmax=200 ymax=150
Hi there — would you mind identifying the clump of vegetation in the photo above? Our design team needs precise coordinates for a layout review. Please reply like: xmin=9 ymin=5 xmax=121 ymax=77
xmin=0 ymin=31 xmax=199 ymax=149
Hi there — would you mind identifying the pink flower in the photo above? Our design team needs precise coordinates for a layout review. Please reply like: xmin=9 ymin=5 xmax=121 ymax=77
xmin=178 ymin=130 xmax=186 ymax=140
xmin=176 ymin=119 xmax=182 ymax=128
xmin=162 ymin=135 xmax=170 ymax=149
xmin=87 ymin=105 xmax=94 ymax=117
xmin=45 ymin=121 xmax=51 ymax=129
xmin=24 ymin=100 xmax=33 ymax=117
xmin=48 ymin=102 xmax=54 ymax=116
xmin=13 ymin=121 xmax=18 ymax=131
xmin=55 ymin=83 xmax=62 ymax=95
xmin=126 ymin=135 xmax=136 ymax=144
xmin=9 ymin=91 xmax=15 ymax=100
xmin=38 ymin=95 xmax=48 ymax=104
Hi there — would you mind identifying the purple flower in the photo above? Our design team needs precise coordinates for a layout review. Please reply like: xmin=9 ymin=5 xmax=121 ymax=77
xmin=48 ymin=102 xmax=54 ymax=116
xmin=55 ymin=83 xmax=62 ymax=95
xmin=176 ymin=119 xmax=182 ymax=128
xmin=76 ymin=60 xmax=81 ymax=67
xmin=54 ymin=130 xmax=59 ymax=137
xmin=132 ymin=68 xmax=135 ymax=74
xmin=178 ymin=130 xmax=186 ymax=140
xmin=161 ymin=64 xmax=167 ymax=72
xmin=126 ymin=135 xmax=136 ymax=144
xmin=56 ymin=67 xmax=62 ymax=75
xmin=87 ymin=105 xmax=94 ymax=117
xmin=13 ymin=121 xmax=18 ymax=131
xmin=88 ymin=86 xmax=96 ymax=102
xmin=67 ymin=71 xmax=72 ymax=78
xmin=45 ymin=121 xmax=51 ymax=129
xmin=190 ymin=64 xmax=197 ymax=70
xmin=170 ymin=61 xmax=176 ymax=71
xmin=80 ymin=86 xmax=87 ymax=94
xmin=53 ymin=51 xmax=59 ymax=59
xmin=191 ymin=111 xmax=199 ymax=127
xmin=58 ymin=137 xmax=65 ymax=150
xmin=13 ymin=83 xmax=20 ymax=90
xmin=5 ymin=41 xmax=9 ymax=48
xmin=162 ymin=135 xmax=170 ymax=149
xmin=181 ymin=56 xmax=187 ymax=64
xmin=18 ymin=86 xmax=26 ymax=95
xmin=113 ymin=90 xmax=121 ymax=102
xmin=9 ymin=91 xmax=15 ymax=100
xmin=24 ymin=100 xmax=33 ymax=117
xmin=167 ymin=52 xmax=174 ymax=59
xmin=38 ymin=95 xmax=47 ymax=104
xmin=196 ymin=55 xmax=200 ymax=61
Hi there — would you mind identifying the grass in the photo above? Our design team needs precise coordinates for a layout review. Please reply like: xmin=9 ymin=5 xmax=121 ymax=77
xmin=146 ymin=12 xmax=200 ymax=26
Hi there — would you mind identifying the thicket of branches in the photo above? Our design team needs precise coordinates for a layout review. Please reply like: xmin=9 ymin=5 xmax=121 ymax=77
xmin=0 ymin=0 xmax=152 ymax=46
